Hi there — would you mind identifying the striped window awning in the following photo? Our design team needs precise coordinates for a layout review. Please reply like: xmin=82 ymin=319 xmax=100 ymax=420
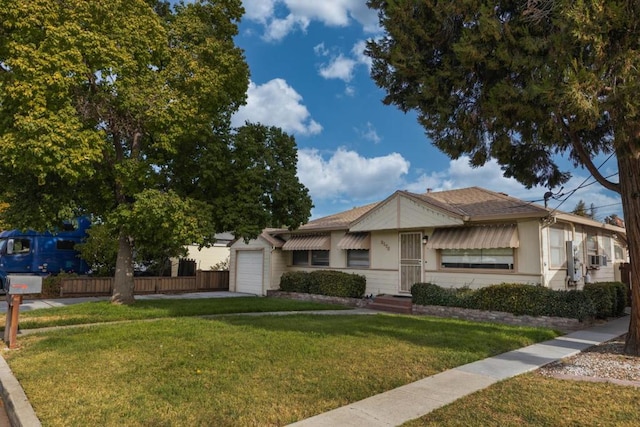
xmin=282 ymin=235 xmax=331 ymax=251
xmin=426 ymin=224 xmax=519 ymax=250
xmin=337 ymin=233 xmax=370 ymax=250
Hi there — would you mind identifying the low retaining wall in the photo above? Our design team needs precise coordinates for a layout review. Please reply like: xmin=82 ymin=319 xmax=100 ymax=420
xmin=266 ymin=291 xmax=595 ymax=332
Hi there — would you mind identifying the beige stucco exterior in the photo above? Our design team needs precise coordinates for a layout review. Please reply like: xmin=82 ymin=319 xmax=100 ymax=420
xmin=228 ymin=188 xmax=628 ymax=296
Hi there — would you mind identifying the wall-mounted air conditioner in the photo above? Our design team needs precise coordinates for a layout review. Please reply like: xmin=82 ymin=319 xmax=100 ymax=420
xmin=589 ymin=255 xmax=607 ymax=268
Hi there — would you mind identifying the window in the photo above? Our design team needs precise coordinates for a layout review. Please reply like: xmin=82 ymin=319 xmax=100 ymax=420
xmin=601 ymin=236 xmax=612 ymax=261
xmin=56 ymin=240 xmax=76 ymax=250
xmin=586 ymin=234 xmax=598 ymax=257
xmin=292 ymin=251 xmax=309 ymax=266
xmin=310 ymin=250 xmax=329 ymax=266
xmin=292 ymin=250 xmax=329 ymax=266
xmin=441 ymin=248 xmax=514 ymax=270
xmin=549 ymin=227 xmax=566 ymax=268
xmin=614 ymin=244 xmax=625 ymax=261
xmin=347 ymin=250 xmax=369 ymax=268
xmin=8 ymin=238 xmax=31 ymax=255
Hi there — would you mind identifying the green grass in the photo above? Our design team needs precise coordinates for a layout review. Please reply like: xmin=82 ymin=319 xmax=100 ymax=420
xmin=404 ymin=373 xmax=640 ymax=427
xmin=3 ymin=314 xmax=557 ymax=426
xmin=1 ymin=297 xmax=348 ymax=330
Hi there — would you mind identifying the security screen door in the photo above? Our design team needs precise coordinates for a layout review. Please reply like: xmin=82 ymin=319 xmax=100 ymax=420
xmin=400 ymin=232 xmax=422 ymax=293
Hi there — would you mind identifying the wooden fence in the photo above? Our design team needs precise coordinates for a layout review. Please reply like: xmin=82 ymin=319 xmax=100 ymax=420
xmin=59 ymin=270 xmax=229 ymax=296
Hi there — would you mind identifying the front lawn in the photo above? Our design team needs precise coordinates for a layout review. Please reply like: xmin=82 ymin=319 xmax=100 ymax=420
xmin=0 ymin=297 xmax=348 ymax=330
xmin=3 ymin=314 xmax=557 ymax=426
xmin=404 ymin=373 xmax=639 ymax=427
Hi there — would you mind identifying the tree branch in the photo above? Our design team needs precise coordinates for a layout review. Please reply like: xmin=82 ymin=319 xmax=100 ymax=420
xmin=557 ymin=115 xmax=620 ymax=194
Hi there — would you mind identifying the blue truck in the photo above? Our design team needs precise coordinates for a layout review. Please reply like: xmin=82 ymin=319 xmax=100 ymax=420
xmin=0 ymin=218 xmax=90 ymax=291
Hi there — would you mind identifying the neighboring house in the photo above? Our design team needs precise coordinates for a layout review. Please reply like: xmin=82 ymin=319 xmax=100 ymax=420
xmin=171 ymin=233 xmax=233 ymax=276
xmin=229 ymin=187 xmax=628 ymax=296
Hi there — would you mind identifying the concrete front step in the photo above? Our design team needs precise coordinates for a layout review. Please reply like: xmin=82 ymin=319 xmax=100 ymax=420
xmin=369 ymin=295 xmax=413 ymax=314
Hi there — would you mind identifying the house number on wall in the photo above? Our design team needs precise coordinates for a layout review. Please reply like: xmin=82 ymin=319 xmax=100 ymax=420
xmin=380 ymin=240 xmax=390 ymax=251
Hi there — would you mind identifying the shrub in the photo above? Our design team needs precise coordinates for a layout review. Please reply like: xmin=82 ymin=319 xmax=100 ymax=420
xmin=545 ymin=290 xmax=596 ymax=321
xmin=583 ymin=282 xmax=628 ymax=318
xmin=279 ymin=271 xmax=310 ymax=293
xmin=278 ymin=270 xmax=366 ymax=298
xmin=411 ymin=283 xmax=457 ymax=306
xmin=471 ymin=283 xmax=550 ymax=316
xmin=41 ymin=272 xmax=80 ymax=298
xmin=410 ymin=282 xmax=597 ymax=320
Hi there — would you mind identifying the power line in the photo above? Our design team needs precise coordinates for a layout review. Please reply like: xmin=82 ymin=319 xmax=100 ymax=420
xmin=548 ymin=153 xmax=617 ymax=215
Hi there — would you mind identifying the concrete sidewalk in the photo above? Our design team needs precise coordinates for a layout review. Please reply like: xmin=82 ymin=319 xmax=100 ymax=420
xmin=288 ymin=315 xmax=630 ymax=427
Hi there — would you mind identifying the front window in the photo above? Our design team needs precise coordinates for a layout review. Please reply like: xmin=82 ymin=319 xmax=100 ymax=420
xmin=0 ymin=238 xmax=6 ymax=254
xmin=441 ymin=248 xmax=514 ymax=270
xmin=310 ymin=250 xmax=329 ymax=266
xmin=292 ymin=251 xmax=309 ymax=266
xmin=347 ymin=250 xmax=369 ymax=268
xmin=549 ymin=227 xmax=566 ymax=268
xmin=292 ymin=250 xmax=330 ymax=266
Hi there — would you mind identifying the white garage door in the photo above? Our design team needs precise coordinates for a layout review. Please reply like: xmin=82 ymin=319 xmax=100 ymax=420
xmin=236 ymin=251 xmax=264 ymax=295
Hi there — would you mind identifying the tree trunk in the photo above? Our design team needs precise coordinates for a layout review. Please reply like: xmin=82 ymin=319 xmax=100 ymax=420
xmin=112 ymin=233 xmax=135 ymax=304
xmin=618 ymin=153 xmax=640 ymax=355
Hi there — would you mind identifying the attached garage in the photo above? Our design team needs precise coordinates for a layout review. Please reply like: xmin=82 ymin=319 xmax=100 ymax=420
xmin=235 ymin=250 xmax=264 ymax=295
xmin=229 ymin=231 xmax=288 ymax=296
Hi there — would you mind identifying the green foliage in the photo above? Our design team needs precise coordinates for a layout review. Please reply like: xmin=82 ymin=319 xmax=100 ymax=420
xmin=411 ymin=283 xmax=457 ymax=306
xmin=0 ymin=1 xmax=312 ymax=299
xmin=41 ymin=272 xmax=79 ymax=298
xmin=411 ymin=282 xmax=597 ymax=321
xmin=366 ymin=1 xmax=639 ymax=190
xmin=76 ymin=223 xmax=118 ymax=277
xmin=583 ymin=282 xmax=628 ymax=318
xmin=279 ymin=272 xmax=310 ymax=293
xmin=279 ymin=271 xmax=366 ymax=298
xmin=211 ymin=256 xmax=229 ymax=271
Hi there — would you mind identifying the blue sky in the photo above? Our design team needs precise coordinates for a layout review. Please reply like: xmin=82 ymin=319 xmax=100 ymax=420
xmin=228 ymin=0 xmax=623 ymax=221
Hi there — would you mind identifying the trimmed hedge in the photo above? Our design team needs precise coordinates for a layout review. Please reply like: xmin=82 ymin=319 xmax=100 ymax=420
xmin=410 ymin=282 xmax=627 ymax=321
xmin=279 ymin=270 xmax=366 ymax=298
xmin=583 ymin=282 xmax=628 ymax=318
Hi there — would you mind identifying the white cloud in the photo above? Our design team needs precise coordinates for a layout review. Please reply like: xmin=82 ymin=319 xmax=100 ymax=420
xmin=298 ymin=148 xmax=409 ymax=201
xmin=319 ymin=54 xmax=357 ymax=81
xmin=316 ymin=40 xmax=372 ymax=83
xmin=242 ymin=0 xmax=277 ymax=23
xmin=356 ymin=122 xmax=381 ymax=144
xmin=243 ymin=0 xmax=380 ymax=41
xmin=405 ymin=156 xmax=623 ymax=220
xmin=264 ymin=14 xmax=309 ymax=42
xmin=351 ymin=39 xmax=372 ymax=69
xmin=231 ymin=79 xmax=322 ymax=136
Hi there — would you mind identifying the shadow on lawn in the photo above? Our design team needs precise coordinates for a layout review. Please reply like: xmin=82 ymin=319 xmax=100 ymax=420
xmin=210 ymin=313 xmax=559 ymax=354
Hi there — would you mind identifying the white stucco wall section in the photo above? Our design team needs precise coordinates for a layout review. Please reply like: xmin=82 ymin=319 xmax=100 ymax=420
xmin=350 ymin=193 xmax=463 ymax=232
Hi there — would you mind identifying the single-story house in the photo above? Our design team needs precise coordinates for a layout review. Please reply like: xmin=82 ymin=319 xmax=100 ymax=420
xmin=229 ymin=187 xmax=628 ymax=296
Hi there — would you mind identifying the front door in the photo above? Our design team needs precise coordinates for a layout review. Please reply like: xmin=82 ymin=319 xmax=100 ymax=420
xmin=399 ymin=232 xmax=422 ymax=293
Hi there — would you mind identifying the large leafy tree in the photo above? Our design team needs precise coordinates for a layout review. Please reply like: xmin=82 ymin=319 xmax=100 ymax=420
xmin=0 ymin=0 xmax=311 ymax=303
xmin=366 ymin=0 xmax=640 ymax=354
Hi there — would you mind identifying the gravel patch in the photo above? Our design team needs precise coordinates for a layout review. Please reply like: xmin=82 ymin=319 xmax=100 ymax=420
xmin=537 ymin=334 xmax=640 ymax=387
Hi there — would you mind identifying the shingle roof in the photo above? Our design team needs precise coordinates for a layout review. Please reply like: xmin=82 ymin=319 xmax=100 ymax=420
xmin=297 ymin=202 xmax=380 ymax=231
xmin=408 ymin=187 xmax=549 ymax=219
xmin=290 ymin=187 xmax=550 ymax=234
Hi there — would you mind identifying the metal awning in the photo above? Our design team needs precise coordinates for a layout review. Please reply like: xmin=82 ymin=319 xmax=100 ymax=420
xmin=337 ymin=233 xmax=370 ymax=250
xmin=426 ymin=224 xmax=519 ymax=249
xmin=282 ymin=235 xmax=331 ymax=251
